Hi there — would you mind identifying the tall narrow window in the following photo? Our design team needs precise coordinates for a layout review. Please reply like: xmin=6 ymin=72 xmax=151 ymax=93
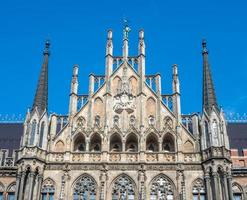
xmin=29 ymin=120 xmax=37 ymax=145
xmin=39 ymin=122 xmax=45 ymax=148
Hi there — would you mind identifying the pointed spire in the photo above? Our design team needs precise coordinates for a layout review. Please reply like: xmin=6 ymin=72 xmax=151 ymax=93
xmin=202 ymin=39 xmax=219 ymax=113
xmin=32 ymin=40 xmax=50 ymax=114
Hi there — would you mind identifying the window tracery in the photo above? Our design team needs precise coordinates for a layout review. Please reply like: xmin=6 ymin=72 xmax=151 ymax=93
xmin=192 ymin=179 xmax=205 ymax=200
xmin=112 ymin=176 xmax=135 ymax=200
xmin=41 ymin=179 xmax=55 ymax=200
xmin=150 ymin=175 xmax=174 ymax=200
xmin=73 ymin=175 xmax=96 ymax=200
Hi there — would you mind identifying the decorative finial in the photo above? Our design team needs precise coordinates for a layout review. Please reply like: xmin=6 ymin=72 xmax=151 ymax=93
xmin=123 ymin=19 xmax=131 ymax=40
xmin=43 ymin=39 xmax=50 ymax=55
xmin=107 ymin=29 xmax=113 ymax=39
xmin=202 ymin=39 xmax=208 ymax=53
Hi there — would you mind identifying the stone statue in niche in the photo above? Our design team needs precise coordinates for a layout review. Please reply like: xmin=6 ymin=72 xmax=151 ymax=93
xmin=113 ymin=67 xmax=136 ymax=114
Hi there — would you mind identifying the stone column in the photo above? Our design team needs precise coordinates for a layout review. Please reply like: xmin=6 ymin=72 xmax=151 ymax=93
xmin=28 ymin=172 xmax=35 ymax=200
xmin=223 ymin=172 xmax=229 ymax=200
xmin=86 ymin=138 xmax=90 ymax=152
xmin=18 ymin=171 xmax=26 ymax=200
xmin=36 ymin=175 xmax=43 ymax=200
xmin=204 ymin=173 xmax=212 ymax=200
xmin=212 ymin=172 xmax=220 ymax=200
xmin=15 ymin=173 xmax=21 ymax=200
xmin=227 ymin=174 xmax=234 ymax=200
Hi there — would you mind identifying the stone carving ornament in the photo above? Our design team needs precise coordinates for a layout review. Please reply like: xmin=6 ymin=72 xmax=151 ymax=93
xmin=113 ymin=67 xmax=136 ymax=114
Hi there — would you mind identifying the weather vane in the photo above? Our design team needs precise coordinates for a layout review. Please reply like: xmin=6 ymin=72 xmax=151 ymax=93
xmin=123 ymin=18 xmax=131 ymax=40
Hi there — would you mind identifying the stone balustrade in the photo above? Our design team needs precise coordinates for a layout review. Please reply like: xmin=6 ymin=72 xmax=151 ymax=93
xmin=202 ymin=146 xmax=231 ymax=161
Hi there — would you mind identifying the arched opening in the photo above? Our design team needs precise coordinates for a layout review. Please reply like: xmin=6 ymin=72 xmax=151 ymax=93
xmin=73 ymin=174 xmax=97 ymax=200
xmin=125 ymin=133 xmax=138 ymax=152
xmin=74 ymin=134 xmax=86 ymax=152
xmin=162 ymin=133 xmax=175 ymax=152
xmin=146 ymin=133 xmax=159 ymax=152
xmin=232 ymin=183 xmax=243 ymax=200
xmin=55 ymin=140 xmax=65 ymax=152
xmin=150 ymin=174 xmax=175 ymax=200
xmin=112 ymin=175 xmax=135 ymax=200
xmin=90 ymin=133 xmax=102 ymax=152
xmin=41 ymin=178 xmax=55 ymax=200
xmin=184 ymin=140 xmax=194 ymax=152
xmin=39 ymin=121 xmax=45 ymax=148
xmin=110 ymin=133 xmax=122 ymax=152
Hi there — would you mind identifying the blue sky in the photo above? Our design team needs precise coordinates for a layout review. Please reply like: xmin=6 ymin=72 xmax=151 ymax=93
xmin=0 ymin=0 xmax=246 ymax=119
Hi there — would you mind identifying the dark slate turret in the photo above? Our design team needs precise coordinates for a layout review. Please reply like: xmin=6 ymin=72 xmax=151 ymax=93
xmin=202 ymin=39 xmax=219 ymax=113
xmin=32 ymin=40 xmax=50 ymax=114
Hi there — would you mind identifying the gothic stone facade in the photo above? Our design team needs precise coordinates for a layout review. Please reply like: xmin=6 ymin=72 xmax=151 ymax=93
xmin=0 ymin=27 xmax=247 ymax=200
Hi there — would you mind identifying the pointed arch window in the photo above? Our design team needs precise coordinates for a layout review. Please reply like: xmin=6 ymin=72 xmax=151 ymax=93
xmin=29 ymin=120 xmax=37 ymax=145
xmin=39 ymin=121 xmax=45 ymax=148
xmin=41 ymin=179 xmax=55 ymax=200
xmin=146 ymin=133 xmax=159 ymax=152
xmin=232 ymin=183 xmax=243 ymax=200
xmin=90 ymin=133 xmax=102 ymax=152
xmin=73 ymin=175 xmax=96 ymax=200
xmin=112 ymin=176 xmax=135 ymax=200
xmin=192 ymin=179 xmax=206 ymax=200
xmin=150 ymin=175 xmax=174 ymax=200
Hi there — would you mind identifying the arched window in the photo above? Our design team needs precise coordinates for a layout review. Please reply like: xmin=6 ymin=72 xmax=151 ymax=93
xmin=125 ymin=133 xmax=138 ymax=152
xmin=112 ymin=175 xmax=135 ymax=200
xmin=41 ymin=178 xmax=55 ymax=200
xmin=150 ymin=175 xmax=174 ymax=200
xmin=192 ymin=179 xmax=205 ymax=200
xmin=73 ymin=175 xmax=96 ymax=200
xmin=146 ymin=133 xmax=159 ymax=152
xmin=39 ymin=121 xmax=45 ymax=148
xmin=232 ymin=183 xmax=243 ymax=200
xmin=110 ymin=133 xmax=122 ymax=152
xmin=74 ymin=134 xmax=86 ymax=152
xmin=162 ymin=133 xmax=175 ymax=152
xmin=90 ymin=133 xmax=101 ymax=152
xmin=0 ymin=182 xmax=4 ymax=200
xmin=29 ymin=120 xmax=37 ymax=145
